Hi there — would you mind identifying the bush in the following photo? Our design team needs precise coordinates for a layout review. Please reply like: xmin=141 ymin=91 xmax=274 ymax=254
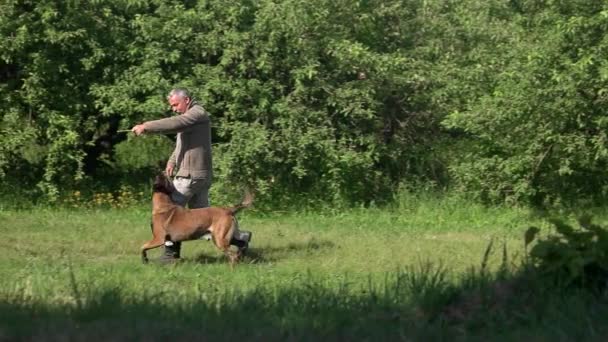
xmin=525 ymin=216 xmax=608 ymax=290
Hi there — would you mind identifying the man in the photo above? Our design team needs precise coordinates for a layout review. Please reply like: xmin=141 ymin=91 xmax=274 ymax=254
xmin=131 ymin=88 xmax=251 ymax=263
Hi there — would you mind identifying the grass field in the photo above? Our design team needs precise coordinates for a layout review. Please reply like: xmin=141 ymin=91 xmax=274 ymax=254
xmin=1 ymin=194 xmax=608 ymax=341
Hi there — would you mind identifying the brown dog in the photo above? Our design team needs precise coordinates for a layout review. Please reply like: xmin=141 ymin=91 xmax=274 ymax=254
xmin=141 ymin=174 xmax=253 ymax=265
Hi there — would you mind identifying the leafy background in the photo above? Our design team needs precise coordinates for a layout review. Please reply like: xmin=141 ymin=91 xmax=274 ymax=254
xmin=2 ymin=0 xmax=608 ymax=208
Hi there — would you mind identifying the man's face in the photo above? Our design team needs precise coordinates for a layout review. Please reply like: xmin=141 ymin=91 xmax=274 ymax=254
xmin=168 ymin=95 xmax=190 ymax=114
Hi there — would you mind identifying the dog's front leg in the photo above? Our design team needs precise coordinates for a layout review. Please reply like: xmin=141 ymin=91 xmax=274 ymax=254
xmin=140 ymin=236 xmax=165 ymax=264
xmin=141 ymin=250 xmax=149 ymax=264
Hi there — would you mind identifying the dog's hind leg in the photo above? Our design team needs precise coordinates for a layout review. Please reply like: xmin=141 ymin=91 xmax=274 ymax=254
xmin=215 ymin=234 xmax=240 ymax=267
xmin=210 ymin=217 xmax=240 ymax=267
xmin=222 ymin=246 xmax=240 ymax=268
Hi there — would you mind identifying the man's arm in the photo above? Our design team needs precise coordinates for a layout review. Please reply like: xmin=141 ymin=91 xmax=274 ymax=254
xmin=131 ymin=106 xmax=209 ymax=136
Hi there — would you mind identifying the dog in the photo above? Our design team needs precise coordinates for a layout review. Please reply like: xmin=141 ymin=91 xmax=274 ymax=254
xmin=141 ymin=174 xmax=253 ymax=265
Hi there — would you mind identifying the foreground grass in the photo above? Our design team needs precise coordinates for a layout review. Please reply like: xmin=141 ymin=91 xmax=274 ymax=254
xmin=1 ymin=195 xmax=608 ymax=341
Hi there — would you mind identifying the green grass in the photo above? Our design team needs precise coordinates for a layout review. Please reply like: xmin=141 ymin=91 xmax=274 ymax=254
xmin=1 ymin=195 xmax=608 ymax=341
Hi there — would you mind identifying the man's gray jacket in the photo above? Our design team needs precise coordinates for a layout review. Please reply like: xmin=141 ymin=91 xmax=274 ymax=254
xmin=143 ymin=101 xmax=212 ymax=180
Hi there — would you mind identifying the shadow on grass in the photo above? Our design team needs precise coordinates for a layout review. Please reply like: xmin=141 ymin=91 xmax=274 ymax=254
xmin=1 ymin=275 xmax=442 ymax=341
xmin=191 ymin=247 xmax=269 ymax=264
xmin=3 ymin=253 xmax=608 ymax=341
xmin=191 ymin=239 xmax=335 ymax=265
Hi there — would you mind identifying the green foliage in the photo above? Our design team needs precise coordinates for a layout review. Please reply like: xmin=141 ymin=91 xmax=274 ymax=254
xmin=0 ymin=0 xmax=447 ymax=206
xmin=113 ymin=134 xmax=174 ymax=170
xmin=442 ymin=1 xmax=608 ymax=205
xmin=0 ymin=0 xmax=149 ymax=201
xmin=526 ymin=216 xmax=608 ymax=289
xmin=3 ymin=0 xmax=608 ymax=206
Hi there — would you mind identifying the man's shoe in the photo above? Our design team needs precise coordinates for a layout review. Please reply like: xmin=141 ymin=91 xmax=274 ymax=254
xmin=156 ymin=241 xmax=181 ymax=265
xmin=241 ymin=231 xmax=251 ymax=255
xmin=231 ymin=230 xmax=252 ymax=254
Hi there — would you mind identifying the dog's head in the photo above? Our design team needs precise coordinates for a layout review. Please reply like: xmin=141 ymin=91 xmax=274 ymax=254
xmin=153 ymin=173 xmax=175 ymax=195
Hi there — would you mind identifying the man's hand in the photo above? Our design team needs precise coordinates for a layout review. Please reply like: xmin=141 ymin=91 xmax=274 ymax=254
xmin=165 ymin=164 xmax=175 ymax=177
xmin=131 ymin=124 xmax=146 ymax=136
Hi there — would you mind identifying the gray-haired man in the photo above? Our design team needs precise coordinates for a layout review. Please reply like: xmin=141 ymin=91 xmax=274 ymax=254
xmin=131 ymin=88 xmax=252 ymax=263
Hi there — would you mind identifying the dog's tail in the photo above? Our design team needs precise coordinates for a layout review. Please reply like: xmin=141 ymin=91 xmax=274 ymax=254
xmin=228 ymin=190 xmax=254 ymax=216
